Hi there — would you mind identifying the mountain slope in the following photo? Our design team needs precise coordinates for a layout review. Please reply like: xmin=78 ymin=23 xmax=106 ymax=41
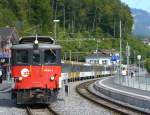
xmin=131 ymin=8 xmax=150 ymax=37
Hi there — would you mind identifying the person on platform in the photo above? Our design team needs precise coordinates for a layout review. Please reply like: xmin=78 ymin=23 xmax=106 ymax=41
xmin=131 ymin=71 xmax=135 ymax=78
xmin=121 ymin=67 xmax=127 ymax=84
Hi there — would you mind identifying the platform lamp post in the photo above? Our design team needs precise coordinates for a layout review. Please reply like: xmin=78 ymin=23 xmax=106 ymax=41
xmin=126 ymin=43 xmax=130 ymax=86
xmin=53 ymin=19 xmax=60 ymax=40
xmin=137 ymin=55 xmax=141 ymax=76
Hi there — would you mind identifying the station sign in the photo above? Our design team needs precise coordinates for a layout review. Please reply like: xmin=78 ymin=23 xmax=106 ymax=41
xmin=111 ymin=55 xmax=120 ymax=61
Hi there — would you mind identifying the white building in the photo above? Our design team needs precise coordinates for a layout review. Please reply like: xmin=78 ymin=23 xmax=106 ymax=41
xmin=85 ymin=53 xmax=111 ymax=65
xmin=143 ymin=39 xmax=150 ymax=46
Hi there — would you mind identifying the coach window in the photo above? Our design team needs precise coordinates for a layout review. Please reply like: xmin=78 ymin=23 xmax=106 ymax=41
xmin=44 ymin=49 xmax=56 ymax=64
xmin=33 ymin=50 xmax=40 ymax=64
xmin=15 ymin=50 xmax=28 ymax=64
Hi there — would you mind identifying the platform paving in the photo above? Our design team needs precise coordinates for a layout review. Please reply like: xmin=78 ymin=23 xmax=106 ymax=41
xmin=91 ymin=76 xmax=150 ymax=113
xmin=0 ymin=80 xmax=12 ymax=92
xmin=103 ymin=77 xmax=150 ymax=98
xmin=115 ymin=76 xmax=150 ymax=91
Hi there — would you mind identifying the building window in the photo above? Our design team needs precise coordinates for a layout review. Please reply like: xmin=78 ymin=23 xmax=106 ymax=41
xmin=94 ymin=60 xmax=99 ymax=64
xmin=90 ymin=60 xmax=93 ymax=63
xmin=102 ymin=60 xmax=107 ymax=64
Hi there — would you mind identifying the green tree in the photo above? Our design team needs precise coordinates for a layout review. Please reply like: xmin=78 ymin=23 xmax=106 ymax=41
xmin=27 ymin=0 xmax=52 ymax=34
xmin=145 ymin=58 xmax=150 ymax=73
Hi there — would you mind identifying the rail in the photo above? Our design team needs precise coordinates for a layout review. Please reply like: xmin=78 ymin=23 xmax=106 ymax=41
xmin=26 ymin=105 xmax=59 ymax=115
xmin=76 ymin=80 xmax=145 ymax=115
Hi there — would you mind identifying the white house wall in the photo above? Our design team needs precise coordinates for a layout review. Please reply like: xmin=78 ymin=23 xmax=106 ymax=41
xmin=86 ymin=57 xmax=111 ymax=65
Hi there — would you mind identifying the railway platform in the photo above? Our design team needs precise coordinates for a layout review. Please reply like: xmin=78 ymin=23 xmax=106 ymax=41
xmin=89 ymin=76 xmax=150 ymax=113
xmin=0 ymin=80 xmax=12 ymax=92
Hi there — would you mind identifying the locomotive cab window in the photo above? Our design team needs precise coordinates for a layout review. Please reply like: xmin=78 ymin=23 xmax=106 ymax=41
xmin=14 ymin=50 xmax=29 ymax=64
xmin=32 ymin=50 xmax=40 ymax=64
xmin=44 ymin=49 xmax=56 ymax=64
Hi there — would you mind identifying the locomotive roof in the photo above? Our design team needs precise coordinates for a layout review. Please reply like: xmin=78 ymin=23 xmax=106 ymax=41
xmin=11 ymin=43 xmax=61 ymax=49
xmin=19 ymin=36 xmax=55 ymax=44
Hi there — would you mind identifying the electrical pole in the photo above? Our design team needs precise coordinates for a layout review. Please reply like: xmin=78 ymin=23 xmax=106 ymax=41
xmin=119 ymin=20 xmax=122 ymax=83
xmin=70 ymin=50 xmax=72 ymax=62
xmin=120 ymin=20 xmax=122 ymax=66
xmin=114 ymin=18 xmax=116 ymax=38
xmin=63 ymin=4 xmax=66 ymax=32
xmin=65 ymin=52 xmax=66 ymax=61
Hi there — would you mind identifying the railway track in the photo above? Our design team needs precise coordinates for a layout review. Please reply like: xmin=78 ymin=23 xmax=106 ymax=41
xmin=26 ymin=105 xmax=58 ymax=115
xmin=76 ymin=79 xmax=145 ymax=115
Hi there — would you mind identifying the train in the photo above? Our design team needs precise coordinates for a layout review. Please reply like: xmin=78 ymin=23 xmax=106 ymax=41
xmin=61 ymin=62 xmax=116 ymax=82
xmin=10 ymin=36 xmax=116 ymax=104
xmin=11 ymin=36 xmax=62 ymax=104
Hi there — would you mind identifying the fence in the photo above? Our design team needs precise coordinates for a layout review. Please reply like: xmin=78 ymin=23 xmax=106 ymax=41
xmin=115 ymin=69 xmax=150 ymax=91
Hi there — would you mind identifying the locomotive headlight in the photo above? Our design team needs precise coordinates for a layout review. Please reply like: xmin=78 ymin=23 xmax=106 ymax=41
xmin=50 ymin=76 xmax=55 ymax=80
xmin=34 ymin=39 xmax=38 ymax=44
xmin=19 ymin=77 xmax=23 ymax=81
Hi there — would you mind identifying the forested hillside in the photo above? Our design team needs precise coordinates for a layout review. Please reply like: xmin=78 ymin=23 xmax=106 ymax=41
xmin=0 ymin=0 xmax=133 ymax=37
xmin=0 ymin=0 xmax=149 ymax=62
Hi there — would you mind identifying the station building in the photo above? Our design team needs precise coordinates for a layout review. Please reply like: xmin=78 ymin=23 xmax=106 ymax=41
xmin=85 ymin=52 xmax=112 ymax=65
xmin=0 ymin=28 xmax=19 ymax=55
xmin=85 ymin=49 xmax=120 ymax=66
xmin=0 ymin=28 xmax=19 ymax=79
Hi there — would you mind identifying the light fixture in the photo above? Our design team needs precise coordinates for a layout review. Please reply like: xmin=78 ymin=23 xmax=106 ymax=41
xmin=50 ymin=76 xmax=55 ymax=80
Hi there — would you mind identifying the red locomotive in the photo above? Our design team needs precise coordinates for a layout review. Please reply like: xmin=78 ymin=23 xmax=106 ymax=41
xmin=11 ymin=36 xmax=62 ymax=104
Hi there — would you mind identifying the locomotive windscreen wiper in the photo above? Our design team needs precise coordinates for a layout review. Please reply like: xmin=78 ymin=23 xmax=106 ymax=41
xmin=49 ymin=48 xmax=56 ymax=56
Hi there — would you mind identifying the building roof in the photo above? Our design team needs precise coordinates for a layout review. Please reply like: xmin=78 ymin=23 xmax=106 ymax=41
xmin=86 ymin=52 xmax=110 ymax=59
xmin=0 ymin=28 xmax=16 ymax=39
xmin=0 ymin=28 xmax=19 ymax=44
xmin=0 ymin=28 xmax=14 ymax=37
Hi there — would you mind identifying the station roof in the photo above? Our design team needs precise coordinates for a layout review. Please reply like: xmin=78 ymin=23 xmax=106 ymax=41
xmin=0 ymin=28 xmax=19 ymax=44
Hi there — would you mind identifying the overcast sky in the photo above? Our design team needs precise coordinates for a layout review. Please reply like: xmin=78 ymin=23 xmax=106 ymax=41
xmin=121 ymin=0 xmax=150 ymax=12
